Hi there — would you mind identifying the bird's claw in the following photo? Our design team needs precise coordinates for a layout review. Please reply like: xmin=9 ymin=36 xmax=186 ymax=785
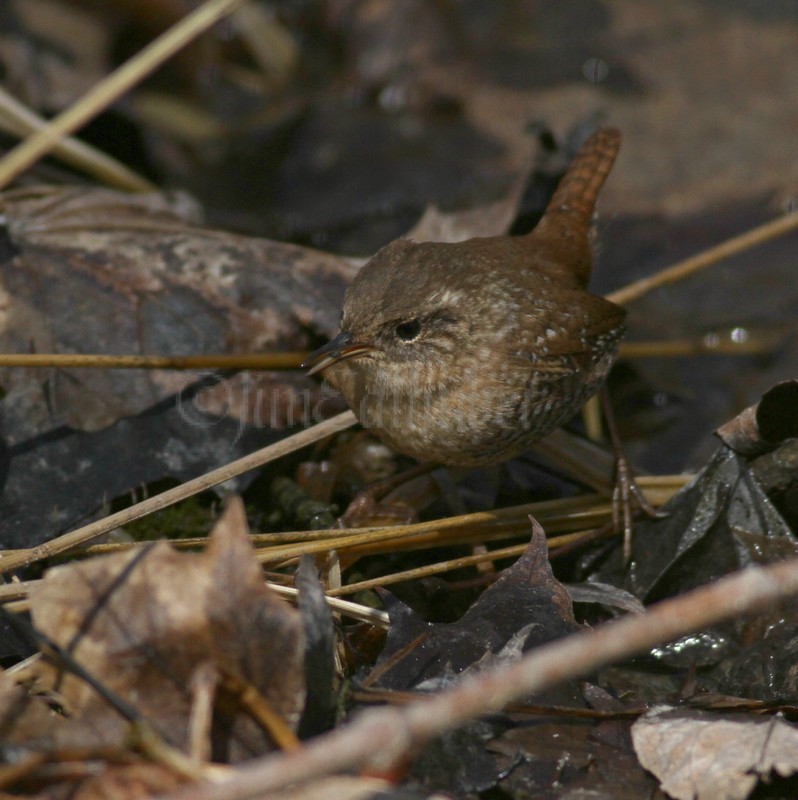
xmin=612 ymin=452 xmax=668 ymax=563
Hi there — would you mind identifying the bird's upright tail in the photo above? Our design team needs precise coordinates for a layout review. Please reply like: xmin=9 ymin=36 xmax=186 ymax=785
xmin=529 ymin=127 xmax=621 ymax=286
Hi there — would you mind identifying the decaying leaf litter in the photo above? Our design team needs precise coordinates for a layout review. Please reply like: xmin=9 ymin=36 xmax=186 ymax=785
xmin=1 ymin=2 xmax=798 ymax=799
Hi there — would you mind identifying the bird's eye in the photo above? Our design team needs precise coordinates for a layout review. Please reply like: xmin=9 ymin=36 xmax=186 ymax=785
xmin=395 ymin=319 xmax=422 ymax=341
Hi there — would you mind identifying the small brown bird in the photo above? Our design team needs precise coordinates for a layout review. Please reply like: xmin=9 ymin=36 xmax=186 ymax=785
xmin=305 ymin=128 xmax=625 ymax=468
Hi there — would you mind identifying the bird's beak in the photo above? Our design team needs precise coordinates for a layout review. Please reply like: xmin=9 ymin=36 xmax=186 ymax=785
xmin=302 ymin=331 xmax=376 ymax=376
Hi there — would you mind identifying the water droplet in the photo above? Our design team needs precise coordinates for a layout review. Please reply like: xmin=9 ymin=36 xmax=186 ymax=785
xmin=730 ymin=326 xmax=749 ymax=344
xmin=583 ymin=57 xmax=609 ymax=83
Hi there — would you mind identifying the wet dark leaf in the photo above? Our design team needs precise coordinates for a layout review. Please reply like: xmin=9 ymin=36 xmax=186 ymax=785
xmin=491 ymin=719 xmax=657 ymax=800
xmin=372 ymin=524 xmax=584 ymax=707
xmin=0 ymin=186 xmax=355 ymax=549
xmin=0 ymin=382 xmax=288 ymax=551
xmin=409 ymin=718 xmax=516 ymax=796
xmin=364 ymin=526 xmax=599 ymax=798
xmin=566 ymin=581 xmax=645 ymax=615
xmin=592 ymin=447 xmax=798 ymax=602
xmin=700 ymin=596 xmax=798 ymax=702
xmin=296 ymin=556 xmax=336 ymax=738
xmin=266 ymin=99 xmax=513 ymax=254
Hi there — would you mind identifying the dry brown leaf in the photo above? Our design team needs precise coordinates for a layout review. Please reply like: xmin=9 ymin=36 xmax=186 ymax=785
xmin=404 ymin=170 xmax=529 ymax=244
xmin=632 ymin=706 xmax=798 ymax=800
xmin=0 ymin=668 xmax=60 ymax=746
xmin=0 ymin=186 xmax=356 ymax=437
xmin=21 ymin=497 xmax=304 ymax=762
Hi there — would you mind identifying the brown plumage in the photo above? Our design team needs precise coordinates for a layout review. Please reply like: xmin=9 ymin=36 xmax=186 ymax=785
xmin=306 ymin=128 xmax=625 ymax=467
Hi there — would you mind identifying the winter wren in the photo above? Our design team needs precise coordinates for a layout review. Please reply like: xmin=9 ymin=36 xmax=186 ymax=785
xmin=305 ymin=128 xmax=625 ymax=467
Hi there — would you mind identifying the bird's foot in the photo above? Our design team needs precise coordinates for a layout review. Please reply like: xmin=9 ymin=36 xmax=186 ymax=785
xmin=612 ymin=451 xmax=668 ymax=563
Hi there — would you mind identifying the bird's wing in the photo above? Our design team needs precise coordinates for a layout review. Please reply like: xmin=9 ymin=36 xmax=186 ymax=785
xmin=523 ymin=292 xmax=626 ymax=375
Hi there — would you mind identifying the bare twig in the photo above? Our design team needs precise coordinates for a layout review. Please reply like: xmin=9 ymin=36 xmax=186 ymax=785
xmin=0 ymin=86 xmax=156 ymax=192
xmin=607 ymin=208 xmax=798 ymax=306
xmin=0 ymin=573 xmax=390 ymax=628
xmin=0 ymin=353 xmax=306 ymax=370
xmin=0 ymin=411 xmax=357 ymax=573
xmin=0 ymin=474 xmax=687 ymax=586
xmin=162 ymin=557 xmax=798 ymax=799
xmin=0 ymin=475 xmax=686 ymax=600
xmin=324 ymin=529 xmax=605 ymax=597
xmin=254 ymin=495 xmax=614 ymax=565
xmin=0 ymin=0 xmax=248 ymax=190
xmin=12 ymin=334 xmax=777 ymax=375
xmin=619 ymin=332 xmax=785 ymax=358
xmin=267 ymin=585 xmax=389 ymax=628
xmin=219 ymin=671 xmax=302 ymax=752
xmin=1 ymin=332 xmax=777 ymax=373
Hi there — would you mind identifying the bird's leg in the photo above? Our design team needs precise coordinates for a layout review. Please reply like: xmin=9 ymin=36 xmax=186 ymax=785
xmin=600 ymin=388 xmax=667 ymax=562
xmin=335 ymin=461 xmax=439 ymax=528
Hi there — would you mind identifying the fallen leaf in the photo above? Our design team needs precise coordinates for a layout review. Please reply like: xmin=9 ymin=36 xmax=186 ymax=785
xmin=632 ymin=706 xmax=798 ymax=800
xmin=0 ymin=184 xmax=351 ymax=551
xmin=0 ymin=391 xmax=293 ymax=552
xmin=21 ymin=497 xmax=305 ymax=762
xmin=493 ymin=719 xmax=658 ymax=800
xmin=0 ymin=668 xmax=59 ymax=746
xmin=295 ymin=556 xmax=336 ymax=739
xmin=591 ymin=446 xmax=798 ymax=602
xmin=373 ymin=522 xmax=583 ymax=702
xmin=565 ymin=580 xmax=645 ymax=615
xmin=0 ymin=185 xmax=355 ymax=438
xmin=404 ymin=169 xmax=528 ymax=244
